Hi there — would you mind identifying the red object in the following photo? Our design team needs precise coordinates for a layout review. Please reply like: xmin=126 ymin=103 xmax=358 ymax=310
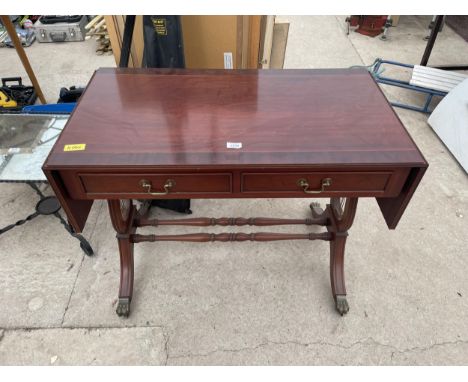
xmin=43 ymin=68 xmax=428 ymax=317
xmin=348 ymin=15 xmax=388 ymax=37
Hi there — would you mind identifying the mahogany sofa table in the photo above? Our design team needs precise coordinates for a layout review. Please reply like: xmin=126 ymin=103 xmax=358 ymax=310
xmin=43 ymin=68 xmax=427 ymax=317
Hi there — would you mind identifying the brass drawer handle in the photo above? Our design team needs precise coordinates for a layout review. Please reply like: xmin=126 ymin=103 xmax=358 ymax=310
xmin=139 ymin=179 xmax=175 ymax=195
xmin=297 ymin=178 xmax=332 ymax=194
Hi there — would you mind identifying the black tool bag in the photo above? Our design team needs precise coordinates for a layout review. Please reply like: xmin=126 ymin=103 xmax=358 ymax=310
xmin=58 ymin=86 xmax=85 ymax=103
xmin=150 ymin=199 xmax=192 ymax=214
xmin=142 ymin=16 xmax=185 ymax=68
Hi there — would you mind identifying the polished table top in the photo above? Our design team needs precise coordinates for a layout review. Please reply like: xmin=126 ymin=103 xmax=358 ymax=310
xmin=45 ymin=68 xmax=427 ymax=169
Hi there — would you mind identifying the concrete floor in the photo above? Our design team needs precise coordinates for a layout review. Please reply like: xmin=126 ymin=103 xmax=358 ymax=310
xmin=0 ymin=34 xmax=115 ymax=102
xmin=0 ymin=16 xmax=467 ymax=365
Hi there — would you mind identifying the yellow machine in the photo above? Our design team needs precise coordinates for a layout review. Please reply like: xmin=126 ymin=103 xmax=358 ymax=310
xmin=0 ymin=89 xmax=18 ymax=108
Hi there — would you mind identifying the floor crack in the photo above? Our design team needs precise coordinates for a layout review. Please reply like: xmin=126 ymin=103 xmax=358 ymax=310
xmin=163 ymin=330 xmax=170 ymax=365
xmin=60 ymin=254 xmax=85 ymax=326
xmin=167 ymin=337 xmax=468 ymax=362
xmin=59 ymin=202 xmax=104 ymax=326
xmin=0 ymin=324 xmax=167 ymax=331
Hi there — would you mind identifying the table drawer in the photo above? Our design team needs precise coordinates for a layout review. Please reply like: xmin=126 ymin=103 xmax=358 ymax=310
xmin=241 ymin=171 xmax=402 ymax=196
xmin=79 ymin=173 xmax=232 ymax=196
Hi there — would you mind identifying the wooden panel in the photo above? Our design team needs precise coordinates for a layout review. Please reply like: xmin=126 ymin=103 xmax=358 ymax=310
xmin=181 ymin=16 xmax=238 ymax=69
xmin=79 ymin=173 xmax=232 ymax=196
xmin=390 ymin=16 xmax=400 ymax=26
xmin=236 ymin=16 xmax=244 ymax=69
xmin=240 ymin=16 xmax=250 ymax=68
xmin=104 ymin=16 xmax=121 ymax=66
xmin=377 ymin=166 xmax=427 ymax=229
xmin=44 ymin=170 xmax=93 ymax=233
xmin=133 ymin=16 xmax=144 ymax=67
xmin=238 ymin=15 xmax=262 ymax=69
xmin=242 ymin=171 xmax=394 ymax=195
xmin=104 ymin=15 xmax=144 ymax=68
xmin=270 ymin=23 xmax=289 ymax=69
xmin=248 ymin=15 xmax=262 ymax=69
xmin=260 ymin=16 xmax=275 ymax=68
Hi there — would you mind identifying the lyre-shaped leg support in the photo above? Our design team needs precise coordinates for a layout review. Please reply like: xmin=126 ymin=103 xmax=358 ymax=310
xmin=108 ymin=200 xmax=136 ymax=317
xmin=311 ymin=198 xmax=358 ymax=315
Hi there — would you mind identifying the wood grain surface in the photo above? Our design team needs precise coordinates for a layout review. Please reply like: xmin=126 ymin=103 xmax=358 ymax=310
xmin=44 ymin=68 xmax=427 ymax=168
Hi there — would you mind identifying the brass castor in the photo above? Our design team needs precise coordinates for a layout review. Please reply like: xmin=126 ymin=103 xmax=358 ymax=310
xmin=116 ymin=297 xmax=131 ymax=317
xmin=335 ymin=295 xmax=349 ymax=316
xmin=310 ymin=202 xmax=324 ymax=218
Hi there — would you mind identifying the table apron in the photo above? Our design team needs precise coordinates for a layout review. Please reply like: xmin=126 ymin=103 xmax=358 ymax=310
xmin=57 ymin=168 xmax=411 ymax=200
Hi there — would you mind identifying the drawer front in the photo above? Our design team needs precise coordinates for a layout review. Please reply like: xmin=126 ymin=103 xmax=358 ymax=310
xmin=241 ymin=172 xmax=396 ymax=195
xmin=79 ymin=173 xmax=232 ymax=196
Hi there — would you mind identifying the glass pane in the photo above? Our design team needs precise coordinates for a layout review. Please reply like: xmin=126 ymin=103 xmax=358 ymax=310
xmin=0 ymin=115 xmax=53 ymax=154
xmin=0 ymin=114 xmax=68 ymax=182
